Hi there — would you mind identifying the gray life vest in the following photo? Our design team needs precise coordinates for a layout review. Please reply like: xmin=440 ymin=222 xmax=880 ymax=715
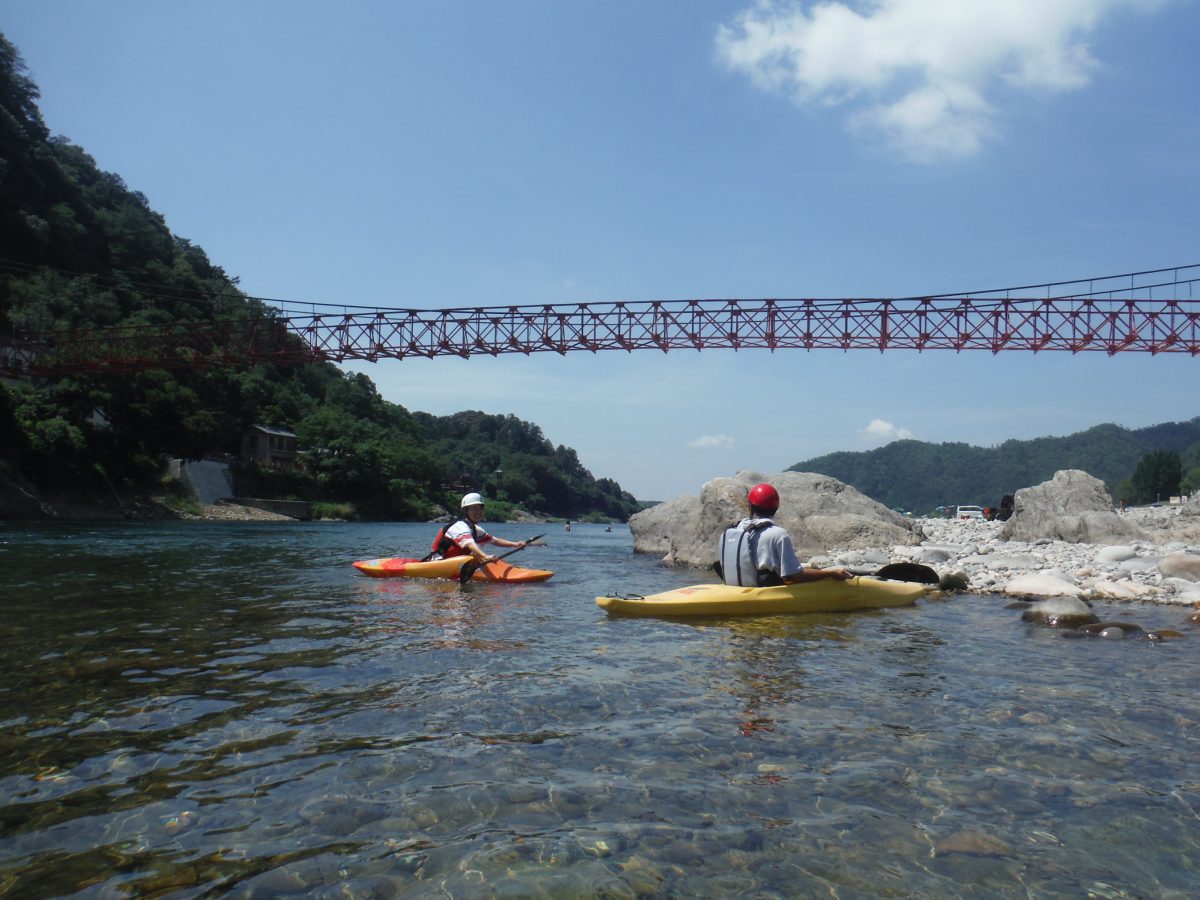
xmin=719 ymin=519 xmax=785 ymax=588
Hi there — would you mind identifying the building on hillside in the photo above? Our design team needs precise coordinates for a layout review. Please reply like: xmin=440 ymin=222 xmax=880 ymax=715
xmin=241 ymin=424 xmax=298 ymax=467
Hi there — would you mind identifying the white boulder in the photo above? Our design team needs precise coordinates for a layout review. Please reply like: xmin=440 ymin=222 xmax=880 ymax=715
xmin=1159 ymin=553 xmax=1200 ymax=582
xmin=1004 ymin=572 xmax=1083 ymax=597
xmin=628 ymin=470 xmax=924 ymax=568
xmin=1000 ymin=470 xmax=1146 ymax=545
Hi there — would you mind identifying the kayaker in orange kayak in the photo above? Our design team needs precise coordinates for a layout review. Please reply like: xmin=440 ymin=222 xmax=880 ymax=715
xmin=430 ymin=493 xmax=541 ymax=565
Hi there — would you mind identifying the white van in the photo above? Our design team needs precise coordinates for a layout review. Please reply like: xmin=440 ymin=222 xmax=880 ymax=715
xmin=955 ymin=505 xmax=985 ymax=520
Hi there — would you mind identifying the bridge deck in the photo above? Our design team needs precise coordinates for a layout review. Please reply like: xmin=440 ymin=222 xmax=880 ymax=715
xmin=3 ymin=266 xmax=1199 ymax=375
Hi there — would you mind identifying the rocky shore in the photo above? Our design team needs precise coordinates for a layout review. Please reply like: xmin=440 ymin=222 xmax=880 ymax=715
xmin=179 ymin=502 xmax=299 ymax=522
xmin=815 ymin=503 xmax=1200 ymax=607
xmin=630 ymin=468 xmax=1200 ymax=611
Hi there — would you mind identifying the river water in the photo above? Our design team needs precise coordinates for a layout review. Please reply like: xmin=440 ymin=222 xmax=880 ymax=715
xmin=1 ymin=520 xmax=1199 ymax=897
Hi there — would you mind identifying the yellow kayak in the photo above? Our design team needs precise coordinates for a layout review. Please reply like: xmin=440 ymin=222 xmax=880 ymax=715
xmin=596 ymin=576 xmax=930 ymax=617
xmin=354 ymin=556 xmax=554 ymax=583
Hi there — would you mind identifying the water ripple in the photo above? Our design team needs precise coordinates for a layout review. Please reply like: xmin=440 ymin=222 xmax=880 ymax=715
xmin=3 ymin=521 xmax=1200 ymax=895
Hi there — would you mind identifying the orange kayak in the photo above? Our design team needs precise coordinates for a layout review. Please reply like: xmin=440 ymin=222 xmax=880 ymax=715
xmin=352 ymin=555 xmax=554 ymax=583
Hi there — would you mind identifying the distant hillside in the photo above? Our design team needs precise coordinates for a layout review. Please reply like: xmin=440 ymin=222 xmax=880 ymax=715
xmin=788 ymin=418 xmax=1200 ymax=512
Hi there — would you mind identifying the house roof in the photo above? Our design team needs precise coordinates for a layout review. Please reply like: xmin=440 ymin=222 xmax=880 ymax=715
xmin=247 ymin=424 xmax=298 ymax=438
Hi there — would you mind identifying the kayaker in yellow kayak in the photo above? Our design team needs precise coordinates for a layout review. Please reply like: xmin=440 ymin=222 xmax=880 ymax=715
xmin=717 ymin=483 xmax=852 ymax=587
xmin=431 ymin=493 xmax=539 ymax=565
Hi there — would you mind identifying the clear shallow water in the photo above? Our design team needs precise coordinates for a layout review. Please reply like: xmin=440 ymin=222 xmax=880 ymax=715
xmin=1 ymin=520 xmax=1199 ymax=898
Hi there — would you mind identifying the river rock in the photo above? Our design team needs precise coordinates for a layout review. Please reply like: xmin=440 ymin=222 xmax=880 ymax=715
xmin=1020 ymin=596 xmax=1098 ymax=627
xmin=1000 ymin=470 xmax=1145 ymax=545
xmin=917 ymin=546 xmax=953 ymax=563
xmin=1095 ymin=545 xmax=1137 ymax=563
xmin=1117 ymin=556 xmax=1159 ymax=574
xmin=1127 ymin=497 xmax=1200 ymax=544
xmin=938 ymin=571 xmax=970 ymax=591
xmin=628 ymin=470 xmax=924 ymax=567
xmin=934 ymin=830 xmax=1014 ymax=857
xmin=1005 ymin=572 xmax=1084 ymax=598
xmin=972 ymin=553 xmax=1041 ymax=570
xmin=1159 ymin=553 xmax=1200 ymax=582
xmin=628 ymin=493 xmax=694 ymax=558
xmin=1086 ymin=579 xmax=1162 ymax=600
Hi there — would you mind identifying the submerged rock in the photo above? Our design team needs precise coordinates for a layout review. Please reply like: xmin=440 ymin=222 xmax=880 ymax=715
xmin=1021 ymin=597 xmax=1098 ymax=627
xmin=1066 ymin=621 xmax=1186 ymax=642
xmin=934 ymin=830 xmax=1014 ymax=857
xmin=1075 ymin=621 xmax=1143 ymax=638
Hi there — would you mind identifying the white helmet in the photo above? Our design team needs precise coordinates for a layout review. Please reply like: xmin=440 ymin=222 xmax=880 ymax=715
xmin=461 ymin=492 xmax=485 ymax=508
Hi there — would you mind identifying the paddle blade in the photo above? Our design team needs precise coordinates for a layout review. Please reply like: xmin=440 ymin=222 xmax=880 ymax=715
xmin=874 ymin=562 xmax=940 ymax=584
xmin=458 ymin=534 xmax=545 ymax=585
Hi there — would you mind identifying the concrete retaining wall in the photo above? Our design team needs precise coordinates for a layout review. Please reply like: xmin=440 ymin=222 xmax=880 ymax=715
xmin=177 ymin=459 xmax=235 ymax=504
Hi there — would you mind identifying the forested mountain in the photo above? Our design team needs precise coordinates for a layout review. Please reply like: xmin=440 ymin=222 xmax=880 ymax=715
xmin=789 ymin=419 xmax=1200 ymax=513
xmin=0 ymin=33 xmax=639 ymax=521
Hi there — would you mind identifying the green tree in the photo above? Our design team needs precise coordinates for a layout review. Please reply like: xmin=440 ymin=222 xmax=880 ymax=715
xmin=1129 ymin=450 xmax=1183 ymax=504
xmin=1180 ymin=468 xmax=1200 ymax=497
xmin=0 ymin=31 xmax=640 ymax=522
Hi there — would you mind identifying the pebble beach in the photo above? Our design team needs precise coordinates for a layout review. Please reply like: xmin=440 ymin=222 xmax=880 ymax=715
xmin=820 ymin=504 xmax=1200 ymax=608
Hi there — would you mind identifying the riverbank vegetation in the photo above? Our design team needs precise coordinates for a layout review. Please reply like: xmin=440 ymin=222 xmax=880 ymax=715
xmin=0 ymin=33 xmax=639 ymax=522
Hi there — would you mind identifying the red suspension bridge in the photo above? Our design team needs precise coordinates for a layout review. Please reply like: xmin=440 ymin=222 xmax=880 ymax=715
xmin=2 ymin=264 xmax=1199 ymax=377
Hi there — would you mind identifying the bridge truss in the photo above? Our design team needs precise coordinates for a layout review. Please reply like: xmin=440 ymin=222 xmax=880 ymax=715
xmin=3 ymin=265 xmax=1198 ymax=376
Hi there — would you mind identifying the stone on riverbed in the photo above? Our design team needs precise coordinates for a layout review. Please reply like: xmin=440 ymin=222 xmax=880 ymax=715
xmin=1005 ymin=572 xmax=1083 ymax=598
xmin=1021 ymin=597 xmax=1098 ymax=627
xmin=916 ymin=546 xmax=954 ymax=563
xmin=1095 ymin=545 xmax=1137 ymax=563
xmin=1118 ymin=556 xmax=1160 ymax=574
xmin=1065 ymin=621 xmax=1186 ymax=642
xmin=1159 ymin=553 xmax=1200 ymax=582
xmin=1086 ymin=579 xmax=1162 ymax=600
xmin=934 ymin=830 xmax=1014 ymax=857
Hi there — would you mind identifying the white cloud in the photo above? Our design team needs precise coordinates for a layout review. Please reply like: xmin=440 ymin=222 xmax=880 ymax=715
xmin=860 ymin=418 xmax=914 ymax=443
xmin=688 ymin=433 xmax=736 ymax=449
xmin=715 ymin=0 xmax=1164 ymax=162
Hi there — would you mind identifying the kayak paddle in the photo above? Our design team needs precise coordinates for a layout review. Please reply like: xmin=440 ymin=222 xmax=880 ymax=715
xmin=458 ymin=533 xmax=546 ymax=585
xmin=714 ymin=560 xmax=940 ymax=585
xmin=847 ymin=562 xmax=940 ymax=584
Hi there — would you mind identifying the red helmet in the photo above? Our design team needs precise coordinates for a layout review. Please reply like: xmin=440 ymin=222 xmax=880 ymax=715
xmin=747 ymin=483 xmax=779 ymax=513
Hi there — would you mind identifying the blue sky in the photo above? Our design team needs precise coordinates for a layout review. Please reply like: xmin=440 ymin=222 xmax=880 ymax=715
xmin=4 ymin=0 xmax=1198 ymax=500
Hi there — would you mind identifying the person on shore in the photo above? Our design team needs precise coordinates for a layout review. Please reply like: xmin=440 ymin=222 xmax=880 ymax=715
xmin=430 ymin=493 xmax=534 ymax=565
xmin=716 ymin=483 xmax=853 ymax=587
